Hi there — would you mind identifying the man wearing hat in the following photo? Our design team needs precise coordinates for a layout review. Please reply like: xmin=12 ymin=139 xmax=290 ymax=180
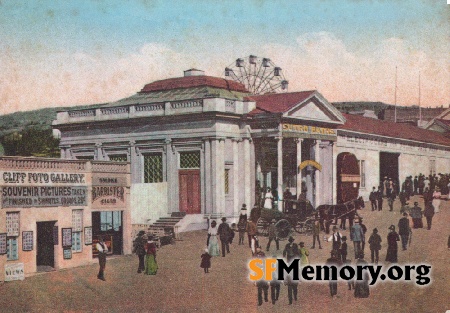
xmin=266 ymin=219 xmax=279 ymax=251
xmin=327 ymin=226 xmax=342 ymax=252
xmin=368 ymin=228 xmax=382 ymax=264
xmin=311 ymin=219 xmax=322 ymax=249
xmin=96 ymin=236 xmax=108 ymax=281
xmin=217 ymin=217 xmax=231 ymax=257
xmin=283 ymin=236 xmax=300 ymax=262
xmin=133 ymin=230 xmax=147 ymax=273
xmin=237 ymin=205 xmax=248 ymax=245
xmin=410 ymin=202 xmax=423 ymax=229
xmin=398 ymin=212 xmax=411 ymax=250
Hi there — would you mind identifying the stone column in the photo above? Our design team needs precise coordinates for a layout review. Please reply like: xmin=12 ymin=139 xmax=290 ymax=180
xmin=129 ymin=141 xmax=139 ymax=183
xmin=314 ymin=140 xmax=322 ymax=206
xmin=243 ymin=137 xmax=252 ymax=210
xmin=95 ymin=143 xmax=104 ymax=161
xmin=232 ymin=138 xmax=240 ymax=216
xmin=164 ymin=139 xmax=174 ymax=212
xmin=295 ymin=139 xmax=303 ymax=198
xmin=211 ymin=138 xmax=225 ymax=216
xmin=203 ymin=138 xmax=212 ymax=214
xmin=276 ymin=136 xmax=283 ymax=211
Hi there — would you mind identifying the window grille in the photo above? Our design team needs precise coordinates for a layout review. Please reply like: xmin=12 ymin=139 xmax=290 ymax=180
xmin=144 ymin=153 xmax=163 ymax=183
xmin=72 ymin=232 xmax=82 ymax=253
xmin=109 ymin=155 xmax=127 ymax=162
xmin=7 ymin=237 xmax=18 ymax=260
xmin=225 ymin=169 xmax=230 ymax=194
xmin=72 ymin=210 xmax=83 ymax=232
xmin=6 ymin=212 xmax=19 ymax=237
xmin=179 ymin=151 xmax=200 ymax=169
xmin=429 ymin=159 xmax=436 ymax=176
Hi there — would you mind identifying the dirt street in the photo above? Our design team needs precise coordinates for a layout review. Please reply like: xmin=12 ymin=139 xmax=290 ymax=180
xmin=0 ymin=196 xmax=449 ymax=313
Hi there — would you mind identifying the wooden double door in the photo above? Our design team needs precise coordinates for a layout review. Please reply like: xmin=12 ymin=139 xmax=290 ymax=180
xmin=179 ymin=169 xmax=201 ymax=214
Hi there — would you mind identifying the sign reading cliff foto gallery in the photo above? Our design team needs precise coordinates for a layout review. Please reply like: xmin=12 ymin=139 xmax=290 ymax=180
xmin=1 ymin=171 xmax=88 ymax=208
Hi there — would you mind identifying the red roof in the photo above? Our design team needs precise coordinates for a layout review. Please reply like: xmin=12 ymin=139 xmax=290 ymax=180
xmin=246 ymin=91 xmax=316 ymax=115
xmin=436 ymin=119 xmax=450 ymax=127
xmin=339 ymin=113 xmax=450 ymax=146
xmin=140 ymin=76 xmax=249 ymax=93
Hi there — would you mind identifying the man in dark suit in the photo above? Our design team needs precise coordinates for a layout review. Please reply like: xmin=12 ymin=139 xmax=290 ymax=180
xmin=398 ymin=212 xmax=411 ymax=250
xmin=217 ymin=217 xmax=231 ymax=257
xmin=377 ymin=186 xmax=383 ymax=211
xmin=369 ymin=187 xmax=377 ymax=211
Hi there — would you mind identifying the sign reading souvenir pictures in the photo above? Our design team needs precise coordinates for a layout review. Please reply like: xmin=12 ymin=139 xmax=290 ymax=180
xmin=4 ymin=263 xmax=24 ymax=281
xmin=0 ymin=233 xmax=7 ymax=254
xmin=84 ymin=227 xmax=93 ymax=245
xmin=62 ymin=228 xmax=72 ymax=247
xmin=63 ymin=249 xmax=72 ymax=260
xmin=2 ymin=186 xmax=87 ymax=208
xmin=22 ymin=231 xmax=33 ymax=251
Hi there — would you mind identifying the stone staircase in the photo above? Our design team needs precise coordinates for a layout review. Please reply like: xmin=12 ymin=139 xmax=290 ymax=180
xmin=147 ymin=212 xmax=186 ymax=245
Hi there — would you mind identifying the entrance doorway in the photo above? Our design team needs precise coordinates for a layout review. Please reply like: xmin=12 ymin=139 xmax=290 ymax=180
xmin=336 ymin=152 xmax=360 ymax=203
xmin=179 ymin=169 xmax=201 ymax=214
xmin=379 ymin=152 xmax=399 ymax=191
xmin=36 ymin=221 xmax=56 ymax=270
xmin=92 ymin=211 xmax=123 ymax=256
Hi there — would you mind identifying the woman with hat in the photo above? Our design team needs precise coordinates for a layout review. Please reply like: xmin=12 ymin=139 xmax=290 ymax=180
xmin=207 ymin=220 xmax=220 ymax=256
xmin=385 ymin=225 xmax=400 ymax=263
xmin=432 ymin=188 xmax=441 ymax=213
xmin=264 ymin=188 xmax=274 ymax=209
xmin=144 ymin=235 xmax=158 ymax=275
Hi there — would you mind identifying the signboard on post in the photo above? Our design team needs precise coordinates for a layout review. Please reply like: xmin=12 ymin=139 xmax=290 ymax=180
xmin=4 ymin=263 xmax=25 ymax=281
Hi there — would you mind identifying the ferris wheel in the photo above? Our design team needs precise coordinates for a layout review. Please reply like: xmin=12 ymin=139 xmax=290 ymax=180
xmin=224 ymin=55 xmax=289 ymax=95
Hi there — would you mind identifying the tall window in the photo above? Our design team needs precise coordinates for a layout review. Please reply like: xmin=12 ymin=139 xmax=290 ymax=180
xmin=179 ymin=151 xmax=200 ymax=169
xmin=144 ymin=153 xmax=163 ymax=183
xmin=359 ymin=160 xmax=366 ymax=188
xmin=100 ymin=211 xmax=122 ymax=232
xmin=429 ymin=159 xmax=436 ymax=176
xmin=72 ymin=210 xmax=83 ymax=253
xmin=6 ymin=212 xmax=19 ymax=260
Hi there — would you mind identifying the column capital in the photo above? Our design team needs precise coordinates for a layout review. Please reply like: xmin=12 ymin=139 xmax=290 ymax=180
xmin=129 ymin=140 xmax=136 ymax=146
xmin=164 ymin=138 xmax=172 ymax=144
xmin=231 ymin=137 xmax=242 ymax=143
xmin=95 ymin=143 xmax=102 ymax=148
xmin=275 ymin=136 xmax=283 ymax=141
xmin=294 ymin=138 xmax=303 ymax=144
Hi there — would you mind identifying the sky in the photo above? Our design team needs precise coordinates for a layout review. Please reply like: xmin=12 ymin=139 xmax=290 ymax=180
xmin=0 ymin=0 xmax=448 ymax=115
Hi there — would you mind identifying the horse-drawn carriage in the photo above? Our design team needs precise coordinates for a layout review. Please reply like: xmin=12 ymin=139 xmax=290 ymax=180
xmin=252 ymin=196 xmax=365 ymax=238
xmin=254 ymin=199 xmax=316 ymax=240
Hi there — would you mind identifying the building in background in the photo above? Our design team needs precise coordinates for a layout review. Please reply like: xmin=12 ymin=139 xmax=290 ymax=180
xmin=0 ymin=157 xmax=131 ymax=281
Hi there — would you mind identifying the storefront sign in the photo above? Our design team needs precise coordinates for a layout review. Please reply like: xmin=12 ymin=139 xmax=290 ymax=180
xmin=299 ymin=160 xmax=322 ymax=171
xmin=5 ymin=263 xmax=25 ymax=281
xmin=1 ymin=186 xmax=87 ymax=208
xmin=92 ymin=186 xmax=125 ymax=205
xmin=282 ymin=123 xmax=336 ymax=138
xmin=92 ymin=176 xmax=127 ymax=186
xmin=1 ymin=172 xmax=85 ymax=185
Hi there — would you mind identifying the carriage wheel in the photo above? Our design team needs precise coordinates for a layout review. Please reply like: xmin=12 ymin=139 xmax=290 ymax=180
xmin=256 ymin=218 xmax=270 ymax=237
xmin=275 ymin=219 xmax=292 ymax=241
xmin=295 ymin=217 xmax=314 ymax=235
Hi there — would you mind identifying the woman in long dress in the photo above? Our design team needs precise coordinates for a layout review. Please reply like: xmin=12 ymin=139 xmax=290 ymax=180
xmin=144 ymin=237 xmax=158 ymax=275
xmin=208 ymin=220 xmax=220 ymax=256
xmin=385 ymin=225 xmax=400 ymax=263
xmin=432 ymin=188 xmax=441 ymax=213
xmin=354 ymin=253 xmax=370 ymax=298
xmin=264 ymin=188 xmax=274 ymax=209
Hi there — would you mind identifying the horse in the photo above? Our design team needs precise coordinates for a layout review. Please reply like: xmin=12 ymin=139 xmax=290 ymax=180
xmin=317 ymin=197 xmax=365 ymax=234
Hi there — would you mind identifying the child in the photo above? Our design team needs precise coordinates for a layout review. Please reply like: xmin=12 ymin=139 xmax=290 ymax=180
xmin=200 ymin=248 xmax=212 ymax=273
xmin=340 ymin=236 xmax=348 ymax=263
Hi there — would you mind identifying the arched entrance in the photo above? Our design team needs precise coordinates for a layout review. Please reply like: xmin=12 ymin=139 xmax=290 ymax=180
xmin=337 ymin=152 xmax=360 ymax=203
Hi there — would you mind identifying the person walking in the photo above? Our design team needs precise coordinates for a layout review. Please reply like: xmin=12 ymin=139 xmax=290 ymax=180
xmin=432 ymin=188 xmax=441 ymax=213
xmin=326 ymin=250 xmax=342 ymax=299
xmin=311 ymin=219 xmax=322 ymax=249
xmin=388 ymin=190 xmax=396 ymax=212
xmin=410 ymin=202 xmax=423 ymax=229
xmin=269 ymin=270 xmax=281 ymax=305
xmin=254 ymin=247 xmax=269 ymax=306
xmin=423 ymin=202 xmax=435 ymax=230
xmin=327 ymin=226 xmax=342 ymax=252
xmin=207 ymin=220 xmax=220 ymax=256
xmin=246 ymin=219 xmax=257 ymax=248
xmin=369 ymin=187 xmax=378 ymax=211
xmin=350 ymin=220 xmax=364 ymax=259
xmin=144 ymin=236 xmax=158 ymax=275
xmin=264 ymin=188 xmax=274 ymax=209
xmin=217 ymin=217 xmax=231 ymax=257
xmin=266 ymin=219 xmax=279 ymax=251
xmin=367 ymin=228 xmax=382 ymax=264
xmin=200 ymin=248 xmax=211 ymax=273
xmin=133 ymin=230 xmax=147 ymax=273
xmin=299 ymin=242 xmax=309 ymax=266
xmin=237 ymin=217 xmax=247 ymax=245
xmin=354 ymin=252 xmax=370 ymax=298
xmin=96 ymin=236 xmax=108 ymax=281
xmin=398 ymin=212 xmax=411 ymax=251
xmin=339 ymin=236 xmax=348 ymax=263
xmin=385 ymin=225 xmax=400 ymax=263
xmin=377 ymin=186 xmax=383 ymax=211
xmin=283 ymin=236 xmax=300 ymax=262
